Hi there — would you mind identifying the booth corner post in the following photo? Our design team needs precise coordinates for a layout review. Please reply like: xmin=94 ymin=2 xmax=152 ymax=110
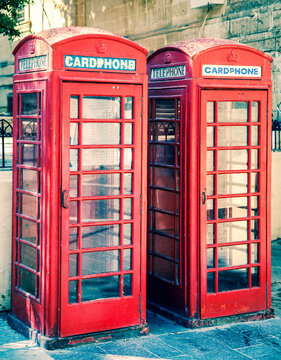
xmin=147 ymin=38 xmax=273 ymax=326
xmin=10 ymin=26 xmax=148 ymax=348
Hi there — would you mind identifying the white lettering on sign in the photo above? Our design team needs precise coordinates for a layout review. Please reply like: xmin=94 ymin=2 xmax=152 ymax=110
xmin=19 ymin=55 xmax=47 ymax=72
xmin=64 ymin=55 xmax=136 ymax=71
xmin=151 ymin=65 xmax=186 ymax=80
xmin=202 ymin=64 xmax=262 ymax=78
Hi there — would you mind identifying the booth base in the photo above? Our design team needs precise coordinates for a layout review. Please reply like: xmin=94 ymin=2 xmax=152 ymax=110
xmin=148 ymin=301 xmax=274 ymax=329
xmin=7 ymin=313 xmax=149 ymax=350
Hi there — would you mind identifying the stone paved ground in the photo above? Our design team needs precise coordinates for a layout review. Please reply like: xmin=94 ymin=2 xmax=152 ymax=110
xmin=0 ymin=239 xmax=281 ymax=360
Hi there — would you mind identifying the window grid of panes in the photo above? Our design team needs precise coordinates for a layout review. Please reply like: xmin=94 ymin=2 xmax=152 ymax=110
xmin=15 ymin=92 xmax=42 ymax=300
xmin=206 ymin=101 xmax=261 ymax=294
xmin=68 ymin=95 xmax=135 ymax=303
xmin=148 ymin=98 xmax=181 ymax=286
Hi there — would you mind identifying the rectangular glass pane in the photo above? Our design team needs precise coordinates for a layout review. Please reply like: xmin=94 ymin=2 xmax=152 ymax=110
xmin=207 ymin=199 xmax=215 ymax=220
xmin=82 ymin=225 xmax=120 ymax=248
xmin=21 ymin=93 xmax=37 ymax=115
xmin=207 ymin=224 xmax=215 ymax=244
xmin=124 ymin=173 xmax=132 ymax=194
xmin=154 ymin=144 xmax=175 ymax=165
xmin=21 ymin=119 xmax=37 ymax=141
xmin=70 ymin=123 xmax=79 ymax=145
xmin=218 ymin=126 xmax=248 ymax=146
xmin=207 ymin=175 xmax=215 ymax=196
xmin=218 ymin=102 xmax=248 ymax=123
xmin=82 ymin=199 xmax=120 ymax=222
xmin=207 ymin=102 xmax=215 ymax=123
xmin=217 ymin=221 xmax=248 ymax=243
xmin=82 ymin=174 xmax=120 ymax=196
xmin=154 ymin=257 xmax=175 ymax=283
xmin=20 ymin=243 xmax=36 ymax=270
xmin=218 ymin=150 xmax=248 ymax=170
xmin=124 ymin=249 xmax=132 ymax=270
xmin=207 ymin=272 xmax=215 ymax=293
xmin=155 ymin=99 xmax=175 ymax=120
xmin=82 ymin=250 xmax=119 ymax=275
xmin=21 ymin=144 xmax=37 ymax=167
xmin=218 ymin=244 xmax=248 ymax=267
xmin=152 ymin=189 xmax=176 ymax=213
xmin=251 ymin=126 xmax=259 ymax=145
xmin=251 ymin=196 xmax=259 ymax=216
xmin=21 ymin=193 xmax=37 ymax=218
xmin=152 ymin=167 xmax=175 ymax=189
xmin=251 ymin=243 xmax=259 ymax=263
xmin=83 ymin=96 xmax=121 ymax=119
xmin=154 ymin=122 xmax=175 ymax=142
xmin=251 ymin=149 xmax=259 ymax=169
xmin=123 ymin=223 xmax=132 ymax=245
xmin=69 ymin=227 xmax=78 ymax=250
xmin=69 ymin=254 xmax=78 ymax=277
xmin=218 ymin=173 xmax=248 ymax=195
xmin=207 ymin=126 xmax=215 ymax=147
xmin=124 ymin=148 xmax=133 ymax=169
xmin=207 ymin=151 xmax=214 ymax=171
xmin=124 ymin=123 xmax=133 ymax=144
xmin=252 ymin=102 xmax=259 ymax=122
xmin=154 ymin=234 xmax=175 ymax=258
xmin=125 ymin=97 xmax=133 ymax=119
xmin=82 ymin=276 xmax=119 ymax=301
xmin=218 ymin=268 xmax=248 ymax=292
xmin=207 ymin=248 xmax=215 ymax=269
xmin=82 ymin=149 xmax=120 ymax=171
xmin=69 ymin=201 xmax=78 ymax=224
xmin=70 ymin=96 xmax=79 ymax=119
xmin=251 ymin=173 xmax=259 ymax=193
xmin=218 ymin=197 xmax=248 ymax=219
xmin=251 ymin=267 xmax=260 ymax=287
xmin=251 ymin=219 xmax=259 ymax=240
xmin=70 ymin=175 xmax=78 ymax=198
xmin=70 ymin=149 xmax=78 ymax=171
xmin=69 ymin=280 xmax=78 ymax=303
xmin=21 ymin=169 xmax=37 ymax=193
xmin=82 ymin=123 xmax=120 ymax=145
xmin=124 ymin=198 xmax=132 ymax=220
xmin=123 ymin=274 xmax=132 ymax=296
xmin=19 ymin=268 xmax=36 ymax=296
xmin=154 ymin=212 xmax=176 ymax=236
xmin=20 ymin=219 xmax=37 ymax=244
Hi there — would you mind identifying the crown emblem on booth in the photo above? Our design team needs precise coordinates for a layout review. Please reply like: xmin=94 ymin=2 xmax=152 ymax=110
xmin=227 ymin=50 xmax=239 ymax=63
xmin=96 ymin=42 xmax=107 ymax=54
xmin=164 ymin=52 xmax=172 ymax=64
xmin=29 ymin=42 xmax=35 ymax=54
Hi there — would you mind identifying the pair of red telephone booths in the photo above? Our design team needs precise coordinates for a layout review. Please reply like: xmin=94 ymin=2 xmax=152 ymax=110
xmin=9 ymin=27 xmax=273 ymax=346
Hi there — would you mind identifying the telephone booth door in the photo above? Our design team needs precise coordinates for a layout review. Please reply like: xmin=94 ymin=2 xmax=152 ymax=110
xmin=61 ymin=82 xmax=143 ymax=337
xmin=200 ymin=90 xmax=268 ymax=318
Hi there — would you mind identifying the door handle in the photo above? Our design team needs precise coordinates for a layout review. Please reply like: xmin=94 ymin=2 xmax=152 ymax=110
xmin=61 ymin=190 xmax=69 ymax=209
xmin=201 ymin=191 xmax=206 ymax=205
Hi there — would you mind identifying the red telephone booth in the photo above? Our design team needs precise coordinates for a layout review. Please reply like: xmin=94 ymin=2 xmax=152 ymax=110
xmin=147 ymin=38 xmax=273 ymax=324
xmin=10 ymin=27 xmax=148 ymax=347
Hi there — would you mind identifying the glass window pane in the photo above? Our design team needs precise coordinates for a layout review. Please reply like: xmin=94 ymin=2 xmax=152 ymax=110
xmin=21 ymin=193 xmax=37 ymax=218
xmin=70 ymin=149 xmax=78 ymax=171
xmin=20 ymin=243 xmax=36 ymax=270
xmin=82 ymin=149 xmax=120 ymax=171
xmin=217 ymin=221 xmax=248 ymax=243
xmin=218 ymin=102 xmax=248 ymax=123
xmin=207 ymin=248 xmax=215 ymax=269
xmin=82 ymin=276 xmax=119 ymax=301
xmin=21 ymin=93 xmax=37 ymax=115
xmin=152 ymin=189 xmax=176 ymax=213
xmin=21 ymin=144 xmax=37 ymax=167
xmin=154 ymin=234 xmax=175 ymax=258
xmin=154 ymin=257 xmax=174 ymax=283
xmin=69 ymin=280 xmax=78 ymax=303
xmin=19 ymin=268 xmax=36 ymax=296
xmin=218 ymin=150 xmax=248 ymax=171
xmin=251 ymin=126 xmax=259 ymax=145
xmin=70 ymin=123 xmax=79 ymax=145
xmin=207 ymin=151 xmax=214 ymax=171
xmin=154 ymin=144 xmax=175 ymax=165
xmin=82 ymin=199 xmax=120 ymax=222
xmin=123 ymin=274 xmax=132 ymax=296
xmin=218 ymin=268 xmax=248 ymax=292
xmin=251 ymin=173 xmax=259 ymax=193
xmin=124 ymin=173 xmax=132 ymax=194
xmin=251 ymin=196 xmax=259 ymax=216
xmin=124 ymin=249 xmax=132 ymax=270
xmin=252 ymin=102 xmax=259 ymax=122
xmin=218 ymin=126 xmax=248 ymax=146
xmin=207 ymin=224 xmax=215 ymax=244
xmin=154 ymin=122 xmax=175 ymax=142
xmin=155 ymin=99 xmax=175 ymax=120
xmin=83 ymin=96 xmax=121 ymax=119
xmin=251 ymin=267 xmax=260 ymax=287
xmin=218 ymin=244 xmax=248 ymax=267
xmin=207 ymin=126 xmax=215 ymax=147
xmin=82 ymin=174 xmax=120 ymax=197
xmin=218 ymin=197 xmax=248 ymax=219
xmin=251 ymin=243 xmax=259 ymax=263
xmin=218 ymin=173 xmax=248 ymax=195
xmin=207 ymin=102 xmax=215 ymax=123
xmin=69 ymin=227 xmax=78 ymax=250
xmin=207 ymin=199 xmax=215 ymax=220
xmin=70 ymin=96 xmax=79 ymax=119
xmin=125 ymin=97 xmax=133 ymax=119
xmin=251 ymin=149 xmax=259 ymax=169
xmin=69 ymin=254 xmax=78 ymax=277
xmin=82 ymin=250 xmax=119 ymax=275
xmin=21 ymin=169 xmax=37 ymax=193
xmin=82 ymin=123 xmax=120 ymax=145
xmin=155 ymin=212 xmax=176 ymax=236
xmin=124 ymin=198 xmax=132 ymax=220
xmin=21 ymin=119 xmax=37 ymax=141
xmin=251 ymin=219 xmax=259 ymax=240
xmin=124 ymin=123 xmax=133 ymax=144
xmin=20 ymin=219 xmax=37 ymax=244
xmin=123 ymin=223 xmax=132 ymax=245
xmin=152 ymin=167 xmax=175 ymax=189
xmin=207 ymin=175 xmax=215 ymax=196
xmin=124 ymin=148 xmax=133 ymax=169
xmin=177 ymin=99 xmax=181 ymax=120
xmin=69 ymin=201 xmax=78 ymax=224
xmin=207 ymin=272 xmax=215 ymax=293
xmin=82 ymin=225 xmax=120 ymax=248
xmin=70 ymin=175 xmax=78 ymax=198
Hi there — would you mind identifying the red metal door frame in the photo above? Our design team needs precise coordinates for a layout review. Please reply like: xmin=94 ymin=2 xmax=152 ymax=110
xmin=200 ymin=89 xmax=268 ymax=319
xmin=60 ymin=81 xmax=144 ymax=337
